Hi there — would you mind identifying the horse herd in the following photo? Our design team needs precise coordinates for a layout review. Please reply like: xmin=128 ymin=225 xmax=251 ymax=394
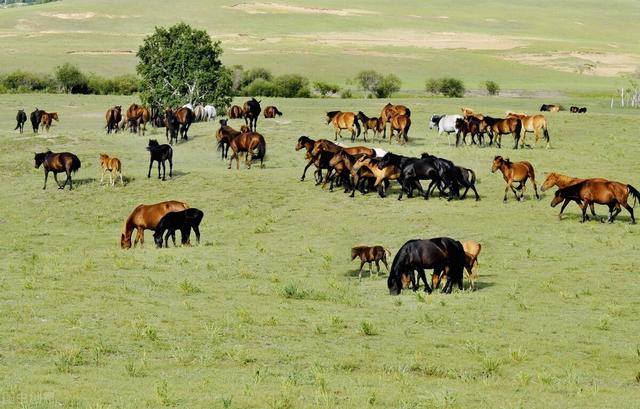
xmin=20 ymin=97 xmax=638 ymax=297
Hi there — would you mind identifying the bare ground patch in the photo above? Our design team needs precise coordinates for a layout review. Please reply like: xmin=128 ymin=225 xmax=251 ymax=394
xmin=224 ymin=2 xmax=379 ymax=16
xmin=66 ymin=50 xmax=135 ymax=56
xmin=503 ymin=51 xmax=640 ymax=76
xmin=38 ymin=12 xmax=96 ymax=20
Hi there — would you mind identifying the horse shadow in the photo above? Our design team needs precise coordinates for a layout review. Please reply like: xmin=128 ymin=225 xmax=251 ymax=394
xmin=168 ymin=170 xmax=190 ymax=179
xmin=72 ymin=177 xmax=97 ymax=187
xmin=346 ymin=268 xmax=388 ymax=279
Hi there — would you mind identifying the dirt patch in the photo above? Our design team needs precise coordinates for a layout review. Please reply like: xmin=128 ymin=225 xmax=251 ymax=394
xmin=38 ymin=12 xmax=96 ymax=20
xmin=67 ymin=50 xmax=135 ymax=55
xmin=342 ymin=49 xmax=426 ymax=61
xmin=504 ymin=51 xmax=640 ymax=77
xmin=225 ymin=2 xmax=379 ymax=16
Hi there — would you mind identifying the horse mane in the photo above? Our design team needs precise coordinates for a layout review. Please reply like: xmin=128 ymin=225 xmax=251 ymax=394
xmin=326 ymin=111 xmax=340 ymax=119
xmin=556 ymin=180 xmax=585 ymax=199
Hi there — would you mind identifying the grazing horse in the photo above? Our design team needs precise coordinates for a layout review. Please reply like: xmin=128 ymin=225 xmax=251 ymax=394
xmin=40 ymin=112 xmax=59 ymax=132
xmin=432 ymin=239 xmax=482 ymax=290
xmin=226 ymin=131 xmax=266 ymax=169
xmin=551 ymin=180 xmax=639 ymax=224
xmin=380 ymin=103 xmax=410 ymax=138
xmin=203 ymin=105 xmax=216 ymax=121
xmin=15 ymin=109 xmax=27 ymax=133
xmin=357 ymin=111 xmax=383 ymax=141
xmin=126 ymin=104 xmax=151 ymax=135
xmin=105 ymin=106 xmax=122 ymax=134
xmin=243 ymin=98 xmax=262 ymax=131
xmin=482 ymin=116 xmax=522 ymax=149
xmin=99 ymin=153 xmax=124 ymax=186
xmin=491 ymin=156 xmax=539 ymax=202
xmin=147 ymin=139 xmax=173 ymax=180
xmin=388 ymin=238 xmax=465 ymax=295
xmin=540 ymin=104 xmax=561 ymax=112
xmin=154 ymin=208 xmax=204 ymax=248
xmin=121 ymin=200 xmax=189 ymax=249
xmin=429 ymin=114 xmax=462 ymax=146
xmin=506 ymin=112 xmax=550 ymax=148
xmin=263 ymin=105 xmax=283 ymax=118
xmin=228 ymin=105 xmax=244 ymax=119
xmin=30 ymin=108 xmax=44 ymax=133
xmin=34 ymin=151 xmax=81 ymax=190
xmin=326 ymin=111 xmax=361 ymax=142
xmin=541 ymin=172 xmax=605 ymax=218
xmin=388 ymin=113 xmax=411 ymax=145
xmin=351 ymin=245 xmax=390 ymax=280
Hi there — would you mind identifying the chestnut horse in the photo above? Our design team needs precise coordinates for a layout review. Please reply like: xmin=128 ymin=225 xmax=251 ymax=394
xmin=40 ymin=112 xmax=59 ymax=132
xmin=99 ymin=153 xmax=123 ymax=186
xmin=34 ymin=151 xmax=81 ymax=190
xmin=491 ymin=156 xmax=539 ymax=202
xmin=507 ymin=112 xmax=550 ymax=149
xmin=105 ymin=106 xmax=122 ymax=134
xmin=174 ymin=106 xmax=194 ymax=141
xmin=482 ymin=117 xmax=522 ymax=149
xmin=461 ymin=107 xmax=483 ymax=120
xmin=352 ymin=156 xmax=400 ymax=197
xmin=541 ymin=172 xmax=605 ymax=218
xmin=126 ymin=104 xmax=150 ymax=135
xmin=551 ymin=180 xmax=639 ymax=224
xmin=243 ymin=98 xmax=261 ymax=131
xmin=216 ymin=119 xmax=247 ymax=159
xmin=357 ymin=111 xmax=383 ymax=141
xmin=388 ymin=113 xmax=411 ymax=145
xmin=380 ymin=103 xmax=410 ymax=138
xmin=326 ymin=111 xmax=361 ymax=142
xmin=226 ymin=131 xmax=266 ymax=169
xmin=120 ymin=200 xmax=189 ymax=249
xmin=228 ymin=105 xmax=244 ymax=119
xmin=263 ymin=106 xmax=283 ymax=118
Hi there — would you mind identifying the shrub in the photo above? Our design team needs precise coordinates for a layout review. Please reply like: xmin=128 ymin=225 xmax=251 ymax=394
xmin=425 ymin=77 xmax=465 ymax=97
xmin=355 ymin=70 xmax=383 ymax=97
xmin=241 ymin=67 xmax=273 ymax=89
xmin=484 ymin=80 xmax=500 ymax=96
xmin=375 ymin=74 xmax=401 ymax=98
xmin=1 ymin=70 xmax=56 ymax=92
xmin=313 ymin=81 xmax=340 ymax=97
xmin=273 ymin=74 xmax=310 ymax=97
xmin=55 ymin=63 xmax=88 ymax=94
xmin=243 ymin=78 xmax=278 ymax=97
xmin=340 ymin=89 xmax=353 ymax=99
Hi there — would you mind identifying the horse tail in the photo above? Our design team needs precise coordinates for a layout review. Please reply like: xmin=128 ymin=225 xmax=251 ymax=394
xmin=628 ymin=185 xmax=640 ymax=208
xmin=467 ymin=168 xmax=477 ymax=186
xmin=403 ymin=120 xmax=411 ymax=142
xmin=384 ymin=247 xmax=391 ymax=259
xmin=71 ymin=155 xmax=81 ymax=173
xmin=354 ymin=117 xmax=361 ymax=137
xmin=252 ymin=137 xmax=266 ymax=161
xmin=543 ymin=125 xmax=550 ymax=144
xmin=515 ymin=118 xmax=523 ymax=139
xmin=405 ymin=108 xmax=411 ymax=117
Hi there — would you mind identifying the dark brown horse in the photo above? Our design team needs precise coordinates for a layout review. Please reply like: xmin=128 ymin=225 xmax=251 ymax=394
xmin=228 ymin=105 xmax=244 ymax=119
xmin=388 ymin=113 xmax=411 ymax=145
xmin=30 ymin=108 xmax=44 ymax=133
xmin=216 ymin=119 xmax=250 ymax=160
xmin=541 ymin=172 xmax=605 ymax=218
xmin=380 ymin=103 xmax=410 ymax=138
xmin=482 ymin=117 xmax=522 ymax=149
xmin=326 ymin=111 xmax=361 ymax=141
xmin=296 ymin=136 xmax=325 ymax=181
xmin=224 ymin=131 xmax=266 ymax=169
xmin=105 ymin=106 xmax=122 ymax=134
xmin=357 ymin=111 xmax=383 ymax=141
xmin=40 ymin=112 xmax=59 ymax=132
xmin=34 ymin=151 xmax=81 ymax=190
xmin=491 ymin=156 xmax=539 ymax=202
xmin=455 ymin=117 xmax=485 ymax=145
xmin=126 ymin=104 xmax=151 ymax=135
xmin=174 ymin=107 xmax=194 ymax=141
xmin=263 ymin=105 xmax=283 ymax=118
xmin=121 ymin=200 xmax=189 ymax=249
xmin=15 ymin=109 xmax=27 ymax=133
xmin=551 ymin=180 xmax=639 ymax=224
xmin=243 ymin=98 xmax=261 ymax=131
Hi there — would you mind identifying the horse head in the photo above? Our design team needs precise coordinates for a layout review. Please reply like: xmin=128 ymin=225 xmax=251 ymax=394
xmin=147 ymin=139 xmax=160 ymax=150
xmin=219 ymin=119 xmax=228 ymax=127
xmin=491 ymin=156 xmax=504 ymax=173
xmin=34 ymin=152 xmax=47 ymax=168
xmin=428 ymin=115 xmax=441 ymax=129
xmin=550 ymin=189 xmax=565 ymax=207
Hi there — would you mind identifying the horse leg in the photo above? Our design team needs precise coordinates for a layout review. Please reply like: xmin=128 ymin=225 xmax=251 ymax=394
xmin=579 ymin=201 xmax=589 ymax=223
xmin=301 ymin=160 xmax=313 ymax=181
xmin=157 ymin=160 xmax=161 ymax=179
xmin=100 ymin=169 xmax=105 ymax=185
xmin=52 ymin=172 xmax=62 ymax=188
xmin=417 ymin=268 xmax=431 ymax=294
xmin=193 ymin=224 xmax=201 ymax=244
xmin=148 ymin=159 xmax=153 ymax=178
xmin=43 ymin=170 xmax=49 ymax=190
xmin=409 ymin=270 xmax=419 ymax=292
xmin=559 ymin=199 xmax=572 ymax=219
xmin=358 ymin=260 xmax=365 ymax=280
xmin=623 ymin=203 xmax=635 ymax=224
xmin=119 ymin=170 xmax=124 ymax=186
xmin=375 ymin=260 xmax=380 ymax=276
xmin=531 ymin=177 xmax=540 ymax=200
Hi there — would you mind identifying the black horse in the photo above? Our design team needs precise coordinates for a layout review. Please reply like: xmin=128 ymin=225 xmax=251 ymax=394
xmin=387 ymin=237 xmax=465 ymax=295
xmin=34 ymin=151 xmax=81 ymax=190
xmin=454 ymin=166 xmax=480 ymax=200
xmin=147 ymin=139 xmax=173 ymax=181
xmin=421 ymin=153 xmax=460 ymax=200
xmin=15 ymin=110 xmax=27 ymax=133
xmin=154 ymin=208 xmax=204 ymax=248
xmin=165 ymin=110 xmax=180 ymax=145
xmin=243 ymin=97 xmax=261 ymax=132
xmin=377 ymin=152 xmax=442 ymax=200
xmin=30 ymin=108 xmax=44 ymax=133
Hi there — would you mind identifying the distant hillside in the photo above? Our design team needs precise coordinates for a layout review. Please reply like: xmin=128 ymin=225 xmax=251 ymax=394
xmin=0 ymin=0 xmax=638 ymax=93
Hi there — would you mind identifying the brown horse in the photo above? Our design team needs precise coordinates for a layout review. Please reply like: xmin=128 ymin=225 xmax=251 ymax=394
xmin=432 ymin=239 xmax=481 ymax=290
xmin=121 ymin=200 xmax=189 ymax=249
xmin=380 ymin=103 xmax=410 ymax=138
xmin=507 ymin=112 xmax=550 ymax=149
xmin=174 ymin=107 xmax=194 ymax=141
xmin=216 ymin=119 xmax=246 ymax=159
xmin=225 ymin=131 xmax=266 ymax=169
xmin=551 ymin=180 xmax=639 ymax=224
xmin=34 ymin=151 xmax=81 ymax=190
xmin=99 ymin=153 xmax=123 ymax=186
xmin=461 ymin=107 xmax=483 ymax=120
xmin=541 ymin=172 xmax=605 ymax=218
xmin=263 ymin=105 xmax=283 ymax=118
xmin=351 ymin=245 xmax=391 ymax=280
xmin=39 ymin=112 xmax=59 ymax=132
xmin=326 ymin=111 xmax=361 ymax=142
xmin=352 ymin=156 xmax=400 ymax=197
xmin=455 ymin=117 xmax=486 ymax=145
xmin=540 ymin=104 xmax=561 ymax=112
xmin=126 ymin=104 xmax=151 ymax=135
xmin=228 ymin=105 xmax=244 ymax=119
xmin=491 ymin=156 xmax=539 ymax=202
xmin=311 ymin=140 xmax=374 ymax=158
xmin=105 ymin=106 xmax=122 ymax=134
xmin=243 ymin=98 xmax=261 ymax=131
xmin=388 ymin=113 xmax=411 ymax=145
xmin=357 ymin=111 xmax=383 ymax=141
xmin=482 ymin=117 xmax=522 ymax=149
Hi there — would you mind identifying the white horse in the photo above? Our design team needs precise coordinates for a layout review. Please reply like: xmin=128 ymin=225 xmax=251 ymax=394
xmin=193 ymin=105 xmax=205 ymax=122
xmin=182 ymin=103 xmax=194 ymax=111
xmin=203 ymin=105 xmax=216 ymax=121
xmin=429 ymin=114 xmax=462 ymax=146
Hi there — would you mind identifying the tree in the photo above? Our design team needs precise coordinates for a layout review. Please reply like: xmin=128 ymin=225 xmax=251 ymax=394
xmin=355 ymin=70 xmax=383 ymax=98
xmin=273 ymin=74 xmax=310 ymax=97
xmin=136 ymin=23 xmax=232 ymax=110
xmin=375 ymin=74 xmax=401 ymax=98
xmin=425 ymin=77 xmax=465 ymax=98
xmin=484 ymin=80 xmax=500 ymax=96
xmin=55 ymin=63 xmax=88 ymax=94
xmin=313 ymin=81 xmax=340 ymax=97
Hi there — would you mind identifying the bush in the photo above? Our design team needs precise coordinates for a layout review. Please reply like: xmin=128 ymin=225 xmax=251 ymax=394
xmin=241 ymin=67 xmax=273 ymax=89
xmin=375 ymin=74 xmax=401 ymax=98
xmin=425 ymin=77 xmax=466 ymax=98
xmin=340 ymin=89 xmax=353 ymax=99
xmin=242 ymin=78 xmax=278 ymax=97
xmin=355 ymin=70 xmax=402 ymax=98
xmin=273 ymin=74 xmax=310 ymax=97
xmin=313 ymin=81 xmax=340 ymax=97
xmin=55 ymin=63 xmax=88 ymax=94
xmin=484 ymin=80 xmax=500 ymax=96
xmin=1 ymin=70 xmax=56 ymax=92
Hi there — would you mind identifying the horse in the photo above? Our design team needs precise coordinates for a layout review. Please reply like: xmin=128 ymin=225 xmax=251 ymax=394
xmin=263 ymin=105 xmax=283 ymax=118
xmin=150 ymin=106 xmax=165 ymax=128
xmin=105 ymin=106 xmax=122 ymax=134
xmin=326 ymin=111 xmax=361 ymax=142
xmin=203 ymin=105 xmax=216 ymax=121
xmin=357 ymin=112 xmax=383 ymax=141
xmin=387 ymin=238 xmax=465 ymax=295
xmin=352 ymin=156 xmax=400 ymax=198
xmin=216 ymin=119 xmax=245 ymax=160
xmin=380 ymin=103 xmax=410 ymax=138
xmin=30 ymin=108 xmax=44 ymax=133
xmin=174 ymin=107 xmax=194 ymax=141
xmin=121 ymin=200 xmax=189 ymax=249
xmin=226 ymin=131 xmax=266 ymax=169
xmin=429 ymin=114 xmax=462 ymax=146
xmin=432 ymin=239 xmax=482 ymax=290
xmin=99 ymin=153 xmax=124 ymax=187
xmin=15 ymin=110 xmax=27 ymax=133
xmin=540 ymin=104 xmax=561 ymax=112
xmin=126 ymin=104 xmax=151 ymax=135
xmin=34 ymin=151 xmax=81 ymax=190
xmin=454 ymin=166 xmax=480 ymax=200
xmin=243 ymin=98 xmax=261 ymax=131
xmin=578 ymin=107 xmax=587 ymax=113
xmin=388 ymin=114 xmax=411 ymax=145
xmin=154 ymin=208 xmax=204 ymax=248
xmin=147 ymin=139 xmax=173 ymax=180
xmin=506 ymin=112 xmax=550 ymax=148
xmin=193 ymin=105 xmax=205 ymax=122
xmin=40 ymin=112 xmax=59 ymax=132
xmin=482 ymin=116 xmax=522 ymax=149
xmin=540 ymin=172 xmax=605 ymax=218
xmin=551 ymin=180 xmax=639 ymax=224
xmin=491 ymin=156 xmax=539 ymax=202
xmin=228 ymin=105 xmax=244 ymax=119
xmin=165 ymin=109 xmax=180 ymax=145
xmin=351 ymin=245 xmax=390 ymax=280
xmin=570 ymin=106 xmax=579 ymax=113
xmin=455 ymin=117 xmax=486 ymax=146
xmin=419 ymin=153 xmax=459 ymax=200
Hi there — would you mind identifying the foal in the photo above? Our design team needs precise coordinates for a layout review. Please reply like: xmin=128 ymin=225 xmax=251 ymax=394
xmin=154 ymin=208 xmax=204 ymax=248
xmin=99 ymin=153 xmax=124 ymax=186
xmin=147 ymin=139 xmax=173 ymax=180
xmin=351 ymin=245 xmax=391 ymax=280
xmin=491 ymin=156 xmax=539 ymax=202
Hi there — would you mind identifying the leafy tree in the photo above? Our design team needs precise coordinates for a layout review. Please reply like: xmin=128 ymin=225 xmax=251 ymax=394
xmin=136 ymin=22 xmax=232 ymax=110
xmin=273 ymin=74 xmax=310 ymax=97
xmin=355 ymin=70 xmax=383 ymax=98
xmin=375 ymin=74 xmax=401 ymax=98
xmin=241 ymin=67 xmax=273 ymax=89
xmin=425 ymin=77 xmax=465 ymax=98
xmin=484 ymin=80 xmax=500 ymax=96
xmin=313 ymin=81 xmax=341 ymax=97
xmin=54 ymin=63 xmax=88 ymax=94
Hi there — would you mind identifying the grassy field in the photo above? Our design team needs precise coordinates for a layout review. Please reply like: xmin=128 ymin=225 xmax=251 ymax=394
xmin=1 ymin=0 xmax=639 ymax=93
xmin=1 ymin=93 xmax=639 ymax=408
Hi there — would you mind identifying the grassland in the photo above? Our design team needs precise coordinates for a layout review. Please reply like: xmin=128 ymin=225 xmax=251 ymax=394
xmin=1 ymin=93 xmax=639 ymax=408
xmin=1 ymin=0 xmax=639 ymax=93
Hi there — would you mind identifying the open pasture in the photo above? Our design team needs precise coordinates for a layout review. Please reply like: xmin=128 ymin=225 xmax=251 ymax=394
xmin=1 ymin=93 xmax=639 ymax=408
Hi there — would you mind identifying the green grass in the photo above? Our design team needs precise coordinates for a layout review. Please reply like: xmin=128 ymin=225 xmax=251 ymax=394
xmin=0 ymin=93 xmax=639 ymax=408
